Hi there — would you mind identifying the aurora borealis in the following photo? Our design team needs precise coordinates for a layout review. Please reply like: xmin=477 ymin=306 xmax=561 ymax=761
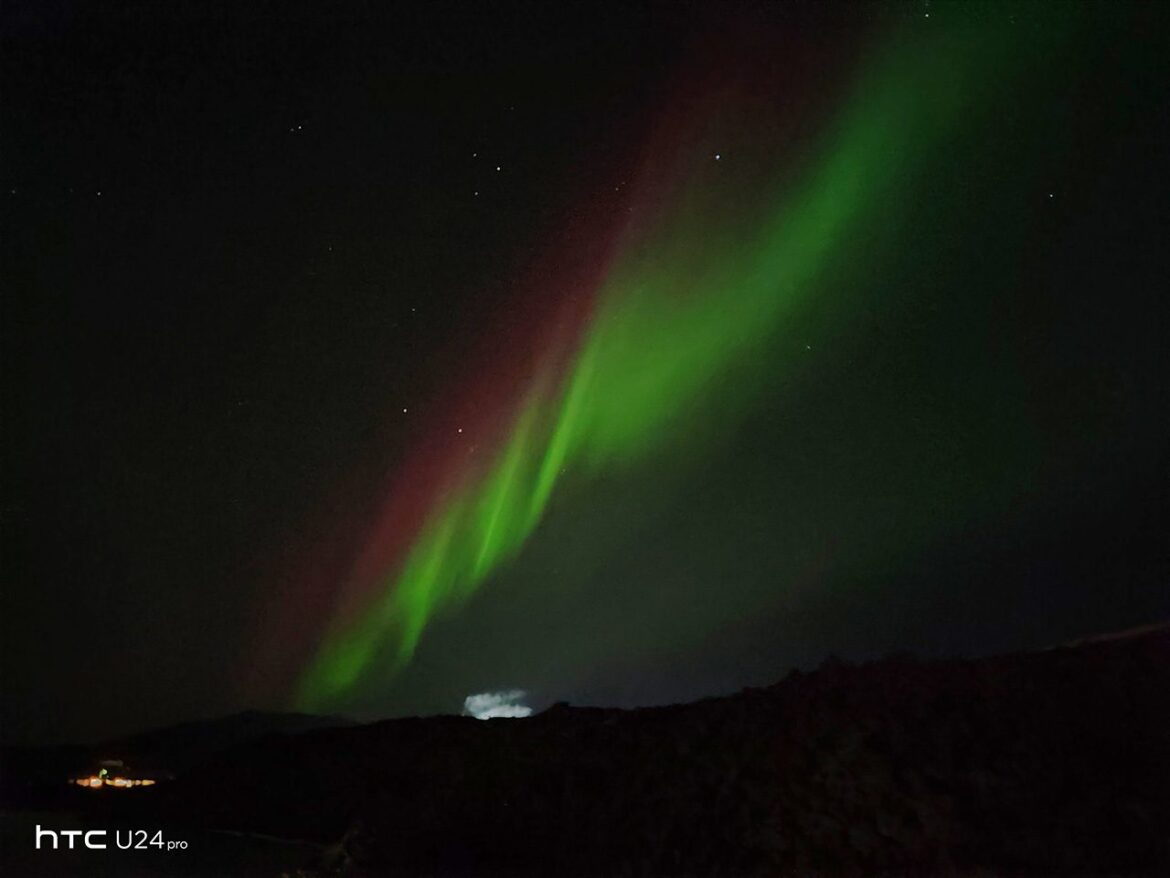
xmin=4 ymin=0 xmax=1167 ymax=743
xmin=295 ymin=11 xmax=1075 ymax=709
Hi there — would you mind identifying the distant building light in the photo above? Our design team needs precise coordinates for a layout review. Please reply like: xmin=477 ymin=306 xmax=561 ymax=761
xmin=70 ymin=772 xmax=163 ymax=789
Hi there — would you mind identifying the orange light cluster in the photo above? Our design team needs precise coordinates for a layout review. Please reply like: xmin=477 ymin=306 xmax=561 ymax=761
xmin=72 ymin=776 xmax=156 ymax=788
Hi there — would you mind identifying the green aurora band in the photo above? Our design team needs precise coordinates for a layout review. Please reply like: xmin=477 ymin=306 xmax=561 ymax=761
xmin=297 ymin=10 xmax=1075 ymax=711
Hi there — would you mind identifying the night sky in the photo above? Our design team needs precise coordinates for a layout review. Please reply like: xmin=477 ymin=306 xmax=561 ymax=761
xmin=2 ymin=0 xmax=1167 ymax=744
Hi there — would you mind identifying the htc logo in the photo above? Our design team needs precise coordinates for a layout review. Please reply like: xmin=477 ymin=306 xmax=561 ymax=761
xmin=35 ymin=826 xmax=108 ymax=849
xmin=34 ymin=825 xmax=188 ymax=851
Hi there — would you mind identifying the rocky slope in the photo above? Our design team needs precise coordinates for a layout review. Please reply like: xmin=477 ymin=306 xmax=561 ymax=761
xmin=141 ymin=624 xmax=1170 ymax=876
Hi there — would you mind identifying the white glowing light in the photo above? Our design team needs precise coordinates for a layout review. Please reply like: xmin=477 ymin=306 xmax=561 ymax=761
xmin=463 ymin=689 xmax=532 ymax=719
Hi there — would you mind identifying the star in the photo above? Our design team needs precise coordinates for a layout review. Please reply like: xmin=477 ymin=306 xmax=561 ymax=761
xmin=496 ymin=166 xmax=501 ymax=172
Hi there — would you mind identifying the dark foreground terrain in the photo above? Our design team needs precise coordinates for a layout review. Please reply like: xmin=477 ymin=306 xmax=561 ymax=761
xmin=4 ymin=625 xmax=1168 ymax=877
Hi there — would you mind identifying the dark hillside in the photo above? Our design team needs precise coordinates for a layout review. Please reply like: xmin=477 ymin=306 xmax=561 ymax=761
xmin=136 ymin=624 xmax=1170 ymax=876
